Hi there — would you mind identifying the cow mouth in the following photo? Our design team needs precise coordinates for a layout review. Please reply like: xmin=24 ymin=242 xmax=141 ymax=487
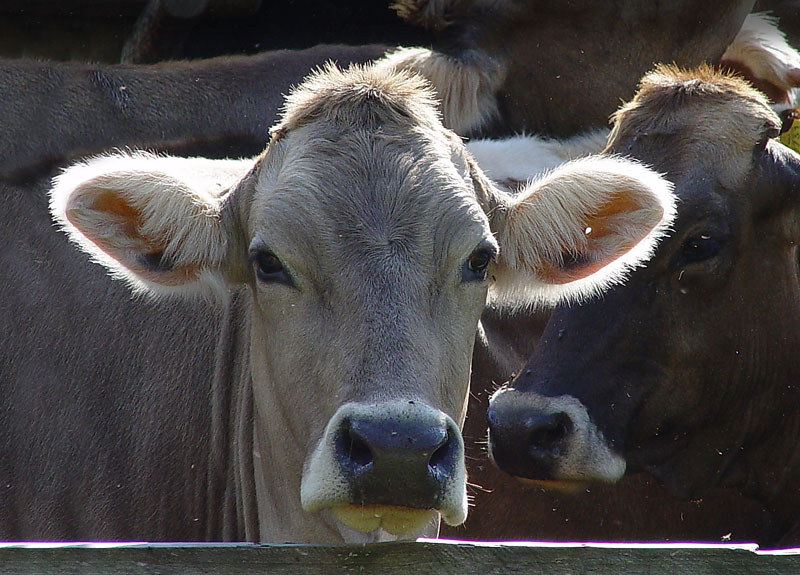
xmin=330 ymin=504 xmax=436 ymax=536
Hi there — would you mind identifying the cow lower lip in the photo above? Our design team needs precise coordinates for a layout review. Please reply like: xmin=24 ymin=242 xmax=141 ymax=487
xmin=330 ymin=504 xmax=436 ymax=536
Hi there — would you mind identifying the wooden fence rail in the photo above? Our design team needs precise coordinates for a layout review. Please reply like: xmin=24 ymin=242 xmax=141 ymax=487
xmin=0 ymin=540 xmax=797 ymax=575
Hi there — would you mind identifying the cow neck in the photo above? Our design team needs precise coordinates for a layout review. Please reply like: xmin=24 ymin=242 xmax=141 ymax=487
xmin=736 ymin=300 xmax=800 ymax=534
xmin=743 ymin=412 xmax=800 ymax=537
xmin=206 ymin=287 xmax=260 ymax=541
xmin=716 ymin=371 xmax=800 ymax=543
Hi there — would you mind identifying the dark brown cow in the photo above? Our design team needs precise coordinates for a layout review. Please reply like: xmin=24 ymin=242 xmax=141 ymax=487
xmin=486 ymin=66 xmax=800 ymax=547
xmin=441 ymin=14 xmax=800 ymax=543
xmin=3 ymin=0 xmax=766 ymax=182
xmin=392 ymin=0 xmax=757 ymax=137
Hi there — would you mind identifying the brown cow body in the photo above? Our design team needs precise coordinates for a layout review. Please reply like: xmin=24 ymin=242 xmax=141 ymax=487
xmin=394 ymin=0 xmax=757 ymax=137
xmin=0 ymin=45 xmax=388 ymax=181
xmin=2 ymin=0 xmax=766 ymax=182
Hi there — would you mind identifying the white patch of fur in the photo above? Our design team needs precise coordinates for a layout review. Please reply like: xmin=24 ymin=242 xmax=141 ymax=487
xmin=722 ymin=11 xmax=800 ymax=109
xmin=466 ymin=129 xmax=609 ymax=185
xmin=488 ymin=154 xmax=676 ymax=308
xmin=50 ymin=152 xmax=252 ymax=299
xmin=375 ymin=46 xmax=505 ymax=135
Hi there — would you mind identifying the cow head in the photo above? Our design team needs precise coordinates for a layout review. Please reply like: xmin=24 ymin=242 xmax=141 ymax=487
xmin=50 ymin=62 xmax=674 ymax=542
xmin=487 ymin=65 xmax=800 ymax=522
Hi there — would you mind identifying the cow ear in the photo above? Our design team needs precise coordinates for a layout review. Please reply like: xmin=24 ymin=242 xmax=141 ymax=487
xmin=489 ymin=155 xmax=676 ymax=306
xmin=718 ymin=12 xmax=800 ymax=105
xmin=50 ymin=152 xmax=251 ymax=298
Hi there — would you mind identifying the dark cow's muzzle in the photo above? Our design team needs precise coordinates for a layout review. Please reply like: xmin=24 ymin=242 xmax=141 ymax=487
xmin=487 ymin=387 xmax=626 ymax=487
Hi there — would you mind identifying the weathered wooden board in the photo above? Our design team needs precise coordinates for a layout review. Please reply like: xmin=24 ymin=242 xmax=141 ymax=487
xmin=0 ymin=540 xmax=797 ymax=575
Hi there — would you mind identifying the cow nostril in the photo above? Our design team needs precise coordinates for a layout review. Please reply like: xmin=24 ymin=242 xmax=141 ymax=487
xmin=348 ymin=436 xmax=373 ymax=468
xmin=336 ymin=424 xmax=374 ymax=473
xmin=528 ymin=412 xmax=572 ymax=459
xmin=427 ymin=430 xmax=454 ymax=475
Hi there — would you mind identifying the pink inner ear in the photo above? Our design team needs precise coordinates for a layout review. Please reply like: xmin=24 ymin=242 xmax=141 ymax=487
xmin=70 ymin=189 xmax=201 ymax=286
xmin=87 ymin=189 xmax=144 ymax=240
xmin=539 ymin=192 xmax=664 ymax=285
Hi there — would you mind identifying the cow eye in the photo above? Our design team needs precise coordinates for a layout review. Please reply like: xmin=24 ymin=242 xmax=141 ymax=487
xmin=463 ymin=246 xmax=496 ymax=282
xmin=249 ymin=250 xmax=293 ymax=286
xmin=677 ymin=234 xmax=724 ymax=265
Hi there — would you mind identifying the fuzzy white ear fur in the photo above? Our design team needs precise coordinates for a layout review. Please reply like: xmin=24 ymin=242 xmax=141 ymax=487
xmin=50 ymin=152 xmax=252 ymax=298
xmin=487 ymin=154 xmax=676 ymax=307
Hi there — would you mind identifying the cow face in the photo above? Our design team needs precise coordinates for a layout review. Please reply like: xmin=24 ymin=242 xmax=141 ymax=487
xmin=50 ymin=63 xmax=673 ymax=543
xmin=487 ymin=66 xmax=800 ymax=515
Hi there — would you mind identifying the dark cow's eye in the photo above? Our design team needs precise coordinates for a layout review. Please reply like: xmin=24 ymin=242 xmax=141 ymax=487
xmin=463 ymin=246 xmax=496 ymax=282
xmin=249 ymin=250 xmax=293 ymax=286
xmin=677 ymin=234 xmax=724 ymax=266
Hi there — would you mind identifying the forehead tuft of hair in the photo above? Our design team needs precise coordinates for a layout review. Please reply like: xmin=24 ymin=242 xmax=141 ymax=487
xmin=609 ymin=63 xmax=780 ymax=144
xmin=273 ymin=61 xmax=443 ymax=138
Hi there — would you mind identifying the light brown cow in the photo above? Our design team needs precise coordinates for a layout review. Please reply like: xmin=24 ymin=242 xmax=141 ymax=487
xmin=49 ymin=61 xmax=673 ymax=543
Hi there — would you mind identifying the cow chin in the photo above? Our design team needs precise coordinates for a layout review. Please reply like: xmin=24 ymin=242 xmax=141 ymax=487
xmin=330 ymin=504 xmax=437 ymax=537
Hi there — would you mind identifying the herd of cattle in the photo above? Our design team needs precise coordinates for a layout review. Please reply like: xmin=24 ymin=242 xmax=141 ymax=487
xmin=1 ymin=0 xmax=799 ymax=548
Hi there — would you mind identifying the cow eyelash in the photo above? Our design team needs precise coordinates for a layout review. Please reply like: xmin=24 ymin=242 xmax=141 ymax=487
xmin=462 ymin=245 xmax=497 ymax=282
xmin=676 ymin=233 xmax=725 ymax=266
xmin=248 ymin=249 xmax=294 ymax=286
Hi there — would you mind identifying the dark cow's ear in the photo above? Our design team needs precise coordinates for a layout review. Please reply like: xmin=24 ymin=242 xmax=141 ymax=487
xmin=488 ymin=155 xmax=676 ymax=307
xmin=752 ymin=138 xmax=800 ymax=221
xmin=50 ymin=153 xmax=250 ymax=298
